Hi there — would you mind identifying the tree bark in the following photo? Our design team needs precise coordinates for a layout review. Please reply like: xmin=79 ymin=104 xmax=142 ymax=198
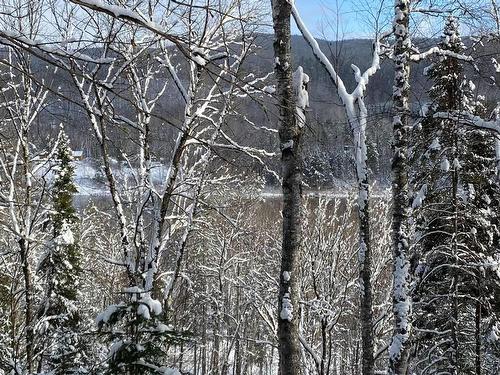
xmin=271 ymin=1 xmax=303 ymax=374
xmin=20 ymin=123 xmax=35 ymax=374
xmin=388 ymin=1 xmax=412 ymax=374
xmin=355 ymin=128 xmax=374 ymax=375
xmin=451 ymin=120 xmax=460 ymax=373
xmin=494 ymin=108 xmax=500 ymax=180
xmin=475 ymin=301 xmax=481 ymax=375
xmin=19 ymin=238 xmax=34 ymax=374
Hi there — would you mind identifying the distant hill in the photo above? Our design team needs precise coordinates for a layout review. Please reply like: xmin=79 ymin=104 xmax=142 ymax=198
xmin=1 ymin=35 xmax=498 ymax=186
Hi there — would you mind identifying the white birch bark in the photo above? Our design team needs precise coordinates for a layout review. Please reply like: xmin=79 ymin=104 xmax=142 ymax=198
xmin=388 ymin=1 xmax=412 ymax=374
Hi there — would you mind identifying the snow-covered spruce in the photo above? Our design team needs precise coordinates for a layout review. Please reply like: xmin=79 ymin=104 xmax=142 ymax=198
xmin=37 ymin=128 xmax=87 ymax=374
xmin=409 ymin=16 xmax=500 ymax=373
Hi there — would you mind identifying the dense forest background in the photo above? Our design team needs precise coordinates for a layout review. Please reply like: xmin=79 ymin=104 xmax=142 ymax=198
xmin=7 ymin=35 xmax=499 ymax=188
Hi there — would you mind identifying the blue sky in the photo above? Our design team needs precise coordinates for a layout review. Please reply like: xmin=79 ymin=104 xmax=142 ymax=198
xmin=292 ymin=0 xmax=393 ymax=40
xmin=291 ymin=0 xmax=477 ymax=41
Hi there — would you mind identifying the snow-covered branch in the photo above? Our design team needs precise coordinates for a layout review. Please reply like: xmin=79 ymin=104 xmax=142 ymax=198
xmin=433 ymin=111 xmax=500 ymax=135
xmin=0 ymin=29 xmax=114 ymax=64
xmin=410 ymin=46 xmax=474 ymax=62
xmin=291 ymin=3 xmax=385 ymax=104
xmin=69 ymin=0 xmax=184 ymax=48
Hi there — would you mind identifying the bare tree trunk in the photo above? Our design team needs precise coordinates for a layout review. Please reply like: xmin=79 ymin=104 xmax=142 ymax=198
xmin=19 ymin=238 xmax=34 ymax=374
xmin=320 ymin=318 xmax=327 ymax=375
xmin=235 ymin=265 xmax=242 ymax=375
xmin=356 ymin=130 xmax=374 ymax=375
xmin=271 ymin=1 xmax=303 ymax=374
xmin=494 ymin=106 xmax=500 ymax=180
xmin=289 ymin=10 xmax=380 ymax=372
xmin=20 ymin=123 xmax=35 ymax=374
xmin=388 ymin=1 xmax=412 ymax=374
xmin=475 ymin=301 xmax=481 ymax=375
xmin=354 ymin=340 xmax=360 ymax=375
xmin=359 ymin=210 xmax=374 ymax=375
xmin=202 ymin=311 xmax=207 ymax=375
xmin=451 ymin=124 xmax=459 ymax=374
xmin=495 ymin=135 xmax=500 ymax=180
xmin=194 ymin=342 xmax=197 ymax=375
xmin=212 ymin=308 xmax=220 ymax=375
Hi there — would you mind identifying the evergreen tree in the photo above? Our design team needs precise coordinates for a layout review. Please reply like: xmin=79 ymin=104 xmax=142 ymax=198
xmin=38 ymin=128 xmax=84 ymax=374
xmin=458 ymin=96 xmax=500 ymax=374
xmin=96 ymin=288 xmax=188 ymax=374
xmin=409 ymin=16 xmax=500 ymax=374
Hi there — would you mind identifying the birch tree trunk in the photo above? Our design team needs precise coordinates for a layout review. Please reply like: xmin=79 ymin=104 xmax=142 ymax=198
xmin=451 ymin=122 xmax=460 ymax=373
xmin=388 ymin=0 xmax=412 ymax=374
xmin=271 ymin=1 xmax=303 ymax=374
xmin=356 ymin=133 xmax=374 ymax=375
xmin=288 ymin=10 xmax=385 ymax=372
xmin=494 ymin=107 xmax=500 ymax=180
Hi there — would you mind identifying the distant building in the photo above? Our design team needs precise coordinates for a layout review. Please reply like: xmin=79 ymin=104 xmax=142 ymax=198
xmin=72 ymin=150 xmax=84 ymax=160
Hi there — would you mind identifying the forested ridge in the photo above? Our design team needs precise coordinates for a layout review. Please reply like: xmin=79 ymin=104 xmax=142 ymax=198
xmin=2 ymin=35 xmax=497 ymax=187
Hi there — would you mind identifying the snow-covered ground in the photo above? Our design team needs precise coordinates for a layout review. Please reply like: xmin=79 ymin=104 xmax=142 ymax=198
xmin=40 ymin=158 xmax=170 ymax=197
xmin=41 ymin=158 xmax=391 ymax=200
xmin=72 ymin=160 xmax=109 ymax=196
xmin=261 ymin=182 xmax=391 ymax=199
